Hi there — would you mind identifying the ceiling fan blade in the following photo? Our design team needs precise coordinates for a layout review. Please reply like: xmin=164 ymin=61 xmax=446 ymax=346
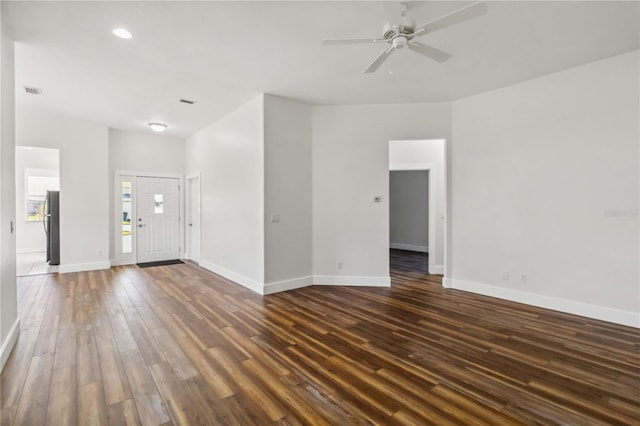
xmin=416 ymin=2 xmax=487 ymax=34
xmin=408 ymin=42 xmax=452 ymax=63
xmin=364 ymin=47 xmax=395 ymax=74
xmin=381 ymin=1 xmax=402 ymax=26
xmin=322 ymin=38 xmax=385 ymax=46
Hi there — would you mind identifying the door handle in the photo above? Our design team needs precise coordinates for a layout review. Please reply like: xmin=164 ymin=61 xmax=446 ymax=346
xmin=138 ymin=224 xmax=146 ymax=227
xmin=188 ymin=223 xmax=193 ymax=226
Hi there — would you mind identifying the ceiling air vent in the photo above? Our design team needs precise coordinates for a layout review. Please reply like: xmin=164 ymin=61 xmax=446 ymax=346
xmin=24 ymin=86 xmax=43 ymax=96
xmin=179 ymin=98 xmax=195 ymax=104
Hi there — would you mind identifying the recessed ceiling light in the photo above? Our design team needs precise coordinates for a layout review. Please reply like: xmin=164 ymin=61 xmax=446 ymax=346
xmin=112 ymin=28 xmax=132 ymax=39
xmin=148 ymin=122 xmax=168 ymax=132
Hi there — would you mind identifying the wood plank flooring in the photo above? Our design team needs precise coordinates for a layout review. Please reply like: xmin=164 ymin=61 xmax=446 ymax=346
xmin=1 ymin=252 xmax=639 ymax=425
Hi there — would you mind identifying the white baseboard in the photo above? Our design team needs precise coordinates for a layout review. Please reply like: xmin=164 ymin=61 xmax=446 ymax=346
xmin=110 ymin=259 xmax=135 ymax=267
xmin=313 ymin=275 xmax=391 ymax=287
xmin=429 ymin=265 xmax=444 ymax=275
xmin=16 ymin=248 xmax=45 ymax=254
xmin=1 ymin=318 xmax=20 ymax=372
xmin=445 ymin=278 xmax=639 ymax=328
xmin=183 ymin=253 xmax=201 ymax=264
xmin=390 ymin=243 xmax=428 ymax=253
xmin=199 ymin=260 xmax=265 ymax=295
xmin=264 ymin=276 xmax=313 ymax=295
xmin=58 ymin=261 xmax=111 ymax=274
xmin=198 ymin=261 xmax=391 ymax=295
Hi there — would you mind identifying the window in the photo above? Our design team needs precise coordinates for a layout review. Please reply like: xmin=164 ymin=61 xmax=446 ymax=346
xmin=26 ymin=175 xmax=59 ymax=222
xmin=122 ymin=181 xmax=132 ymax=254
xmin=154 ymin=194 xmax=164 ymax=214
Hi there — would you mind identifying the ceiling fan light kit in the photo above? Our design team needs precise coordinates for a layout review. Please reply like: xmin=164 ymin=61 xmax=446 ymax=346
xmin=322 ymin=1 xmax=487 ymax=73
xmin=393 ymin=37 xmax=408 ymax=49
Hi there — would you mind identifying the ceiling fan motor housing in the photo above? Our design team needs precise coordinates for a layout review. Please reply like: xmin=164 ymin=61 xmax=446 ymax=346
xmin=382 ymin=20 xmax=416 ymax=40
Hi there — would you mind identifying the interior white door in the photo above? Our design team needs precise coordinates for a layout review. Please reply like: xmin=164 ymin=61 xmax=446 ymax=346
xmin=187 ymin=177 xmax=201 ymax=263
xmin=137 ymin=176 xmax=180 ymax=263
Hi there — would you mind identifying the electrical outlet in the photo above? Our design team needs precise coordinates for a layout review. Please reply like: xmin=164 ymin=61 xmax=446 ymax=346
xmin=502 ymin=272 xmax=509 ymax=280
xmin=270 ymin=213 xmax=280 ymax=223
xmin=521 ymin=273 xmax=528 ymax=283
xmin=337 ymin=260 xmax=343 ymax=269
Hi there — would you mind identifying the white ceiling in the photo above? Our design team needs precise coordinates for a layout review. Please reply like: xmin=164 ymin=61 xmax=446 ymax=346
xmin=6 ymin=1 xmax=639 ymax=138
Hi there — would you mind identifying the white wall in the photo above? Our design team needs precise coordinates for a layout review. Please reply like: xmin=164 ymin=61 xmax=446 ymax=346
xmin=16 ymin=107 xmax=110 ymax=273
xmin=108 ymin=128 xmax=185 ymax=261
xmin=389 ymin=171 xmax=429 ymax=252
xmin=263 ymin=95 xmax=312 ymax=289
xmin=109 ymin=128 xmax=185 ymax=174
xmin=14 ymin=147 xmax=59 ymax=253
xmin=389 ymin=139 xmax=446 ymax=273
xmin=1 ymin=5 xmax=18 ymax=370
xmin=449 ymin=50 xmax=639 ymax=326
xmin=312 ymin=103 xmax=451 ymax=284
xmin=185 ymin=95 xmax=265 ymax=290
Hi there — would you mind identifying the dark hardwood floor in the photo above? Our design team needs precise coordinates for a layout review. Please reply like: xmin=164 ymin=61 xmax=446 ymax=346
xmin=1 ymin=253 xmax=639 ymax=425
xmin=390 ymin=249 xmax=429 ymax=274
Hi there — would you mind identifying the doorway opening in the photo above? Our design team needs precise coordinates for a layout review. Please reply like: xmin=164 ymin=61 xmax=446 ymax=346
xmin=389 ymin=139 xmax=446 ymax=276
xmin=390 ymin=170 xmax=430 ymax=273
xmin=15 ymin=146 xmax=60 ymax=276
xmin=113 ymin=171 xmax=183 ymax=266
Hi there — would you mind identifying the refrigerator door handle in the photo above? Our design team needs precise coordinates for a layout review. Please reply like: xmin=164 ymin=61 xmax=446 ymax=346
xmin=43 ymin=196 xmax=49 ymax=235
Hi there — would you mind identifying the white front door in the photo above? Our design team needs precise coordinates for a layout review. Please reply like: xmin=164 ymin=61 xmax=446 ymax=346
xmin=187 ymin=176 xmax=201 ymax=263
xmin=137 ymin=177 xmax=180 ymax=263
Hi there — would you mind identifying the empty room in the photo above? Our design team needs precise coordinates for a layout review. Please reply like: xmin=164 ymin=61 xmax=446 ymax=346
xmin=0 ymin=1 xmax=638 ymax=425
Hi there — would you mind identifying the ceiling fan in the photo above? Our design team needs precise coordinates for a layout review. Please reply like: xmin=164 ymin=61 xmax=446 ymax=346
xmin=322 ymin=1 xmax=487 ymax=73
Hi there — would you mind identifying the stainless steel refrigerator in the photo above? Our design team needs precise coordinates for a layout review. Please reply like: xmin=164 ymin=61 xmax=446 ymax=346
xmin=44 ymin=190 xmax=60 ymax=265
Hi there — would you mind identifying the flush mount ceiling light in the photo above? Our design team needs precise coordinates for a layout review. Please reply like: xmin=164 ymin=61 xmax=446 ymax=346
xmin=112 ymin=28 xmax=132 ymax=39
xmin=148 ymin=122 xmax=168 ymax=132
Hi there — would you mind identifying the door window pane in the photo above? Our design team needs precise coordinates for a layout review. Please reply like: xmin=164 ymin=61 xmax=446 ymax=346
xmin=122 ymin=181 xmax=132 ymax=253
xmin=154 ymin=194 xmax=164 ymax=214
